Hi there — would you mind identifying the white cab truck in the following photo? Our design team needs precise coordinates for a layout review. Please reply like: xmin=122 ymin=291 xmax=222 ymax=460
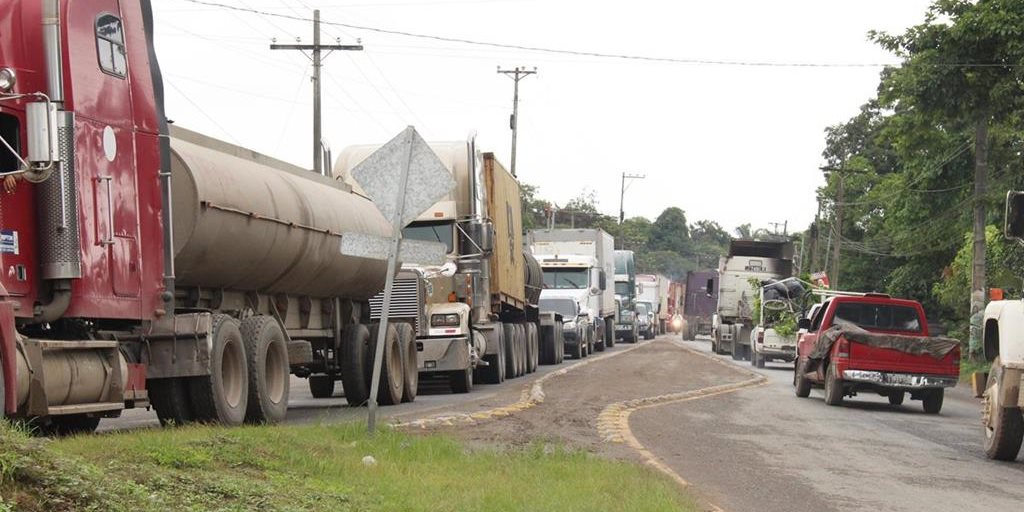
xmin=338 ymin=140 xmax=549 ymax=395
xmin=636 ymin=273 xmax=669 ymax=338
xmin=614 ymin=250 xmax=640 ymax=343
xmin=529 ymin=229 xmax=617 ymax=352
xmin=713 ymin=240 xmax=794 ymax=361
xmin=979 ymin=191 xmax=1024 ymax=461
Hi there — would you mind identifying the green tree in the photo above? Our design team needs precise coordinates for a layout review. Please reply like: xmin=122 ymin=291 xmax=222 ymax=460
xmin=647 ymin=207 xmax=690 ymax=254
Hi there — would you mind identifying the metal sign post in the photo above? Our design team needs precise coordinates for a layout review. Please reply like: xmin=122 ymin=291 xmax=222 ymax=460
xmin=340 ymin=126 xmax=455 ymax=434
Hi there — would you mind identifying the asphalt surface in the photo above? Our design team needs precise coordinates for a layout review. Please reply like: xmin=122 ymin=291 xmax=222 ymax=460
xmin=629 ymin=338 xmax=1024 ymax=512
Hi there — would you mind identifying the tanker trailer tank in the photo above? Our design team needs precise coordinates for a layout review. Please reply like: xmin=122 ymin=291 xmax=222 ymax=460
xmin=147 ymin=126 xmax=413 ymax=427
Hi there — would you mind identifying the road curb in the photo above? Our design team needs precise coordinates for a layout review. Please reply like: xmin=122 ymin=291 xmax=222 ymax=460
xmin=596 ymin=339 xmax=768 ymax=512
xmin=394 ymin=340 xmax=650 ymax=429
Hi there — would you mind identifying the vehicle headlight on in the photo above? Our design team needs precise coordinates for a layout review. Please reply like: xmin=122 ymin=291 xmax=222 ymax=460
xmin=430 ymin=313 xmax=460 ymax=327
xmin=0 ymin=68 xmax=15 ymax=92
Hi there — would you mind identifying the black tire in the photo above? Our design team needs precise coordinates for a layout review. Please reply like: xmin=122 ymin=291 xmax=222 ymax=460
xmin=308 ymin=375 xmax=335 ymax=399
xmin=450 ymin=368 xmax=473 ymax=394
xmin=605 ymin=319 xmax=615 ymax=348
xmin=750 ymin=350 xmax=758 ymax=367
xmin=823 ymin=363 xmax=843 ymax=406
xmin=555 ymin=324 xmax=565 ymax=364
xmin=503 ymin=323 xmax=517 ymax=378
xmin=730 ymin=343 xmax=741 ymax=361
xmin=888 ymin=392 xmax=905 ymax=406
xmin=526 ymin=323 xmax=539 ymax=373
xmin=38 ymin=414 xmax=101 ymax=436
xmin=983 ymin=361 xmax=1024 ymax=460
xmin=340 ymin=324 xmax=371 ymax=406
xmin=922 ymin=389 xmax=943 ymax=414
xmin=368 ymin=323 xmax=403 ymax=406
xmin=149 ymin=377 xmax=194 ymax=426
xmin=570 ymin=336 xmax=583 ymax=359
xmin=240 ymin=316 xmax=290 ymax=424
xmin=516 ymin=324 xmax=527 ymax=376
xmin=539 ymin=325 xmax=555 ymax=365
xmin=189 ymin=314 xmax=248 ymax=425
xmin=396 ymin=322 xmax=418 ymax=403
xmin=755 ymin=353 xmax=765 ymax=369
xmin=479 ymin=324 xmax=505 ymax=384
xmin=793 ymin=361 xmax=811 ymax=398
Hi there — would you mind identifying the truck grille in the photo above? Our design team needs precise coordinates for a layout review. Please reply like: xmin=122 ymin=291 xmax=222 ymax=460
xmin=370 ymin=274 xmax=423 ymax=333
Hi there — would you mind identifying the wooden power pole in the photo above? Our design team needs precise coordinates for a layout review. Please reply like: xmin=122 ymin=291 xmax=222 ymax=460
xmin=497 ymin=66 xmax=536 ymax=178
xmin=271 ymin=10 xmax=362 ymax=176
xmin=969 ymin=118 xmax=990 ymax=357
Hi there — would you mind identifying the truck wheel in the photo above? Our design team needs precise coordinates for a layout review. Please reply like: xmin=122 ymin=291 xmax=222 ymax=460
xmin=888 ymin=392 xmax=905 ymax=406
xmin=450 ymin=367 xmax=473 ymax=394
xmin=793 ymin=361 xmax=811 ymax=398
xmin=149 ymin=378 xmax=194 ymax=426
xmin=823 ymin=363 xmax=844 ymax=406
xmin=480 ymin=324 xmax=505 ymax=384
xmin=517 ymin=324 xmax=528 ymax=375
xmin=922 ymin=389 xmax=943 ymax=414
xmin=595 ymin=327 xmax=606 ymax=352
xmin=240 ymin=316 xmax=290 ymax=424
xmin=539 ymin=325 xmax=555 ymax=365
xmin=605 ymin=320 xmax=615 ymax=348
xmin=396 ymin=322 xmax=418 ymax=403
xmin=368 ymin=323 xmax=403 ymax=406
xmin=555 ymin=324 xmax=565 ymax=363
xmin=40 ymin=414 xmax=101 ymax=436
xmin=189 ymin=314 xmax=248 ymax=425
xmin=503 ymin=323 xmax=518 ymax=378
xmin=308 ymin=375 xmax=335 ymax=398
xmin=730 ymin=343 xmax=741 ymax=361
xmin=571 ymin=337 xmax=583 ymax=359
xmin=526 ymin=323 xmax=539 ymax=373
xmin=341 ymin=323 xmax=371 ymax=406
xmin=755 ymin=352 xmax=765 ymax=369
xmin=983 ymin=361 xmax=1024 ymax=460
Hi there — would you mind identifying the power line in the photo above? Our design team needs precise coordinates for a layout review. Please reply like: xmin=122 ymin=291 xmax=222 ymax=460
xmin=175 ymin=0 xmax=1020 ymax=69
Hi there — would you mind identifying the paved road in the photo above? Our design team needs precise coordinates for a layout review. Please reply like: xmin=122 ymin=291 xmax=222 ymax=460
xmin=98 ymin=341 xmax=638 ymax=433
xmin=628 ymin=338 xmax=1024 ymax=512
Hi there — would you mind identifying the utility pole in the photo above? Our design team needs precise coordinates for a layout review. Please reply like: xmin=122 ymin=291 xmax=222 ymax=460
xmin=271 ymin=10 xmax=363 ymax=176
xmin=832 ymin=172 xmax=845 ymax=289
xmin=497 ymin=66 xmax=537 ymax=178
xmin=969 ymin=117 xmax=990 ymax=358
xmin=619 ymin=172 xmax=646 ymax=224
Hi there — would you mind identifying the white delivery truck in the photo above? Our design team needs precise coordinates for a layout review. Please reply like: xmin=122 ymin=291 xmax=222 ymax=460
xmin=528 ymin=229 xmax=617 ymax=352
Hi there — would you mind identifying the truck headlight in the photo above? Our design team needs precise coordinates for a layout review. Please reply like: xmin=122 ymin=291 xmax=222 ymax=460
xmin=430 ymin=313 xmax=460 ymax=327
xmin=0 ymin=68 xmax=15 ymax=92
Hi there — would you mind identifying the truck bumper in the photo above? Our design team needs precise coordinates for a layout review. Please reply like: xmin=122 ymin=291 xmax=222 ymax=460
xmin=418 ymin=336 xmax=471 ymax=373
xmin=842 ymin=370 xmax=958 ymax=389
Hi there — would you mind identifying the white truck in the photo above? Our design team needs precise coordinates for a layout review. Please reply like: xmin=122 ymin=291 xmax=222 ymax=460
xmin=713 ymin=240 xmax=794 ymax=361
xmin=979 ymin=191 xmax=1024 ymax=461
xmin=636 ymin=274 xmax=668 ymax=339
xmin=749 ymin=278 xmax=806 ymax=368
xmin=528 ymin=229 xmax=617 ymax=353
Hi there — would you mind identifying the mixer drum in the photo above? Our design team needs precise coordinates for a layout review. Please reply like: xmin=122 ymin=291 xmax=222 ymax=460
xmin=169 ymin=127 xmax=391 ymax=299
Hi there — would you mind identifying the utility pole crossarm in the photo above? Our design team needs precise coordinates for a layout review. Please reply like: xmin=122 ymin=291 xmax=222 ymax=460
xmin=271 ymin=9 xmax=363 ymax=177
xmin=619 ymin=172 xmax=646 ymax=224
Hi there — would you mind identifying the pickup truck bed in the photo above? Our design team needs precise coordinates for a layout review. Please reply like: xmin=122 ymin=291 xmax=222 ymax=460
xmin=794 ymin=296 xmax=961 ymax=414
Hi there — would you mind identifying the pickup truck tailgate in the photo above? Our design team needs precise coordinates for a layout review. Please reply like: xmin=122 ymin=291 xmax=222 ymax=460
xmin=849 ymin=340 xmax=959 ymax=377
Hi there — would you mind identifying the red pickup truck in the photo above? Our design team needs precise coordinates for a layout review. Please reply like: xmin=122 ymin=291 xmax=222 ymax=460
xmin=793 ymin=294 xmax=960 ymax=414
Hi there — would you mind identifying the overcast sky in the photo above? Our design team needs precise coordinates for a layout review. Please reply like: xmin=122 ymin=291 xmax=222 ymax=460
xmin=153 ymin=0 xmax=933 ymax=234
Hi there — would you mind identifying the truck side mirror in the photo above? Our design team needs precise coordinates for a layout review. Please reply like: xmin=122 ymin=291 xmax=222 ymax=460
xmin=705 ymin=279 xmax=714 ymax=296
xmin=1005 ymin=191 xmax=1024 ymax=240
xmin=798 ymin=318 xmax=811 ymax=330
xmin=599 ymin=270 xmax=607 ymax=291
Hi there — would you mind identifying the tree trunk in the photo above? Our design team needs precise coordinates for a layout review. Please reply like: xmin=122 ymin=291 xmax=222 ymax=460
xmin=969 ymin=116 xmax=989 ymax=360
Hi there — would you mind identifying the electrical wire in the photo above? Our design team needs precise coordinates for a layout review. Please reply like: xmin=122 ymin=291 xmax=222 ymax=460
xmin=174 ymin=0 xmax=1021 ymax=69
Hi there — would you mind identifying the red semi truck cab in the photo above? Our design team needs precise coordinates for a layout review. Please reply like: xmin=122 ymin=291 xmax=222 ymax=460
xmin=793 ymin=294 xmax=960 ymax=414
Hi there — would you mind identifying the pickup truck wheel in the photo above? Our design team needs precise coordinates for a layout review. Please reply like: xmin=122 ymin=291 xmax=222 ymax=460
xmin=308 ymin=375 xmax=335 ymax=398
xmin=823 ymin=364 xmax=844 ymax=406
xmin=794 ymin=361 xmax=811 ymax=398
xmin=983 ymin=362 xmax=1024 ymax=460
xmin=922 ymin=389 xmax=943 ymax=414
xmin=755 ymin=353 xmax=765 ymax=369
xmin=888 ymin=392 xmax=905 ymax=406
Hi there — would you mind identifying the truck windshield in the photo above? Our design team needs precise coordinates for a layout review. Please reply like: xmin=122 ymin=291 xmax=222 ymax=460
xmin=540 ymin=298 xmax=577 ymax=318
xmin=614 ymin=281 xmax=631 ymax=296
xmin=403 ymin=221 xmax=455 ymax=253
xmin=543 ymin=268 xmax=589 ymax=289
xmin=636 ymin=303 xmax=649 ymax=315
xmin=833 ymin=303 xmax=921 ymax=333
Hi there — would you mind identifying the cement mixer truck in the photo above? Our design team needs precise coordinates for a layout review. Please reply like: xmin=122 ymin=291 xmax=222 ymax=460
xmin=336 ymin=143 xmax=554 ymax=393
xmin=0 ymin=0 xmax=416 ymax=434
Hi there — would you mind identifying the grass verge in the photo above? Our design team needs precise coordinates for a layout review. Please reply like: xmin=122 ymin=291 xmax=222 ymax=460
xmin=960 ymin=357 xmax=991 ymax=382
xmin=0 ymin=420 xmax=695 ymax=512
